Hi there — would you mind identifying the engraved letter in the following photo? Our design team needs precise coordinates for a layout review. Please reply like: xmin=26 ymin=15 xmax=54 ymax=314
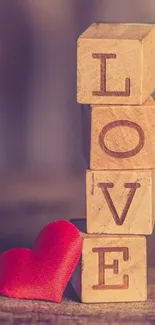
xmin=92 ymin=53 xmax=130 ymax=97
xmin=99 ymin=120 xmax=145 ymax=158
xmin=92 ymin=247 xmax=129 ymax=290
xmin=98 ymin=182 xmax=141 ymax=225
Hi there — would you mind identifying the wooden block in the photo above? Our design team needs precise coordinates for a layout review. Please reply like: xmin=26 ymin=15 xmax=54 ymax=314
xmin=71 ymin=220 xmax=147 ymax=303
xmin=86 ymin=169 xmax=155 ymax=235
xmin=77 ymin=23 xmax=155 ymax=105
xmin=90 ymin=97 xmax=155 ymax=169
xmin=81 ymin=104 xmax=91 ymax=165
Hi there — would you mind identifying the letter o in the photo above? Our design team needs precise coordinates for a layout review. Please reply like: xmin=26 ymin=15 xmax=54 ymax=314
xmin=99 ymin=120 xmax=145 ymax=158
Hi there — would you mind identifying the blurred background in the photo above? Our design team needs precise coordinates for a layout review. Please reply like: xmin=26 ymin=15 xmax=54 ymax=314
xmin=0 ymin=0 xmax=154 ymax=264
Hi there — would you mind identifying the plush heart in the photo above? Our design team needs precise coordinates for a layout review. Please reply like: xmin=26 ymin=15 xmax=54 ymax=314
xmin=0 ymin=220 xmax=82 ymax=302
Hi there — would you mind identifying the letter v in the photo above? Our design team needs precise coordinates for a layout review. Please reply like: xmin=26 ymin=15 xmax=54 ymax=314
xmin=98 ymin=182 xmax=141 ymax=225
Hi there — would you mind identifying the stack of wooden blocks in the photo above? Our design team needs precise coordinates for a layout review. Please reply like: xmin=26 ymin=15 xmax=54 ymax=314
xmin=71 ymin=23 xmax=155 ymax=303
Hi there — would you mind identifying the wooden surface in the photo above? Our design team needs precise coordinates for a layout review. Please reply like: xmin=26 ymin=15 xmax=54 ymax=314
xmin=90 ymin=98 xmax=155 ymax=170
xmin=77 ymin=23 xmax=155 ymax=105
xmin=71 ymin=222 xmax=147 ymax=303
xmin=86 ymin=169 xmax=155 ymax=234
xmin=0 ymin=267 xmax=154 ymax=324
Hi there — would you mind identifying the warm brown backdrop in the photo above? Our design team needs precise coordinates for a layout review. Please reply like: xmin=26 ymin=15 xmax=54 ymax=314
xmin=0 ymin=0 xmax=154 ymax=265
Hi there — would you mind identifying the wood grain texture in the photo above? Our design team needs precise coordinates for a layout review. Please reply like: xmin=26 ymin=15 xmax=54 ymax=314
xmin=86 ymin=169 xmax=155 ymax=235
xmin=71 ymin=220 xmax=147 ymax=303
xmin=90 ymin=97 xmax=155 ymax=169
xmin=77 ymin=23 xmax=155 ymax=105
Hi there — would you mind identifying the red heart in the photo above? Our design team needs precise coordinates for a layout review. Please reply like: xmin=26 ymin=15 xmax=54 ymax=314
xmin=0 ymin=220 xmax=82 ymax=302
